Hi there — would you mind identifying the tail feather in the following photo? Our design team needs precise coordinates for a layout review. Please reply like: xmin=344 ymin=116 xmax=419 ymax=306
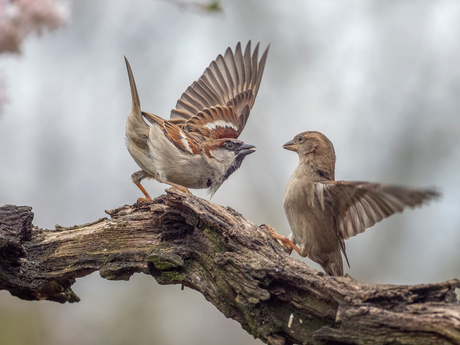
xmin=125 ymin=56 xmax=141 ymax=115
xmin=320 ymin=251 xmax=344 ymax=276
xmin=124 ymin=57 xmax=150 ymax=152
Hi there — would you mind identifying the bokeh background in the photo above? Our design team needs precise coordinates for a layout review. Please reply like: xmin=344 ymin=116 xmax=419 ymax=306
xmin=1 ymin=1 xmax=460 ymax=344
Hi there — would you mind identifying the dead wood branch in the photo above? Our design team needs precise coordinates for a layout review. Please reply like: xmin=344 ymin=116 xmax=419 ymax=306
xmin=0 ymin=189 xmax=459 ymax=345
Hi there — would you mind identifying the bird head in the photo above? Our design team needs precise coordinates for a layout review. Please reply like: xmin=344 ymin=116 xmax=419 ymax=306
xmin=283 ymin=131 xmax=336 ymax=180
xmin=204 ymin=138 xmax=256 ymax=195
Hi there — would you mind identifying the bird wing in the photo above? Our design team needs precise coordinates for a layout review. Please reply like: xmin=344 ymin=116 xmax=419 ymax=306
xmin=170 ymin=41 xmax=269 ymax=139
xmin=142 ymin=111 xmax=202 ymax=155
xmin=316 ymin=181 xmax=439 ymax=241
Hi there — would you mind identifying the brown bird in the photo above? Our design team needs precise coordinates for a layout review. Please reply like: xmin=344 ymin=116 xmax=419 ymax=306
xmin=125 ymin=41 xmax=269 ymax=201
xmin=267 ymin=131 xmax=439 ymax=276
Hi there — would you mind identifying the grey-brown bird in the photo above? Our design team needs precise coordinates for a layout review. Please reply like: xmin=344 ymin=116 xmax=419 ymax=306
xmin=125 ymin=41 xmax=269 ymax=201
xmin=267 ymin=131 xmax=439 ymax=276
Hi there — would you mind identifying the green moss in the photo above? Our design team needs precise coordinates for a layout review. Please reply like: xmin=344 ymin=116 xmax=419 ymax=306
xmin=39 ymin=280 xmax=80 ymax=302
xmin=243 ymin=308 xmax=261 ymax=337
xmin=161 ymin=271 xmax=185 ymax=280
xmin=101 ymin=269 xmax=118 ymax=280
xmin=154 ymin=270 xmax=187 ymax=285
xmin=202 ymin=227 xmax=228 ymax=253
xmin=146 ymin=248 xmax=184 ymax=270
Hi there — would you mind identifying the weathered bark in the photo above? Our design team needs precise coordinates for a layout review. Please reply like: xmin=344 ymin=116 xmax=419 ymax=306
xmin=0 ymin=189 xmax=459 ymax=345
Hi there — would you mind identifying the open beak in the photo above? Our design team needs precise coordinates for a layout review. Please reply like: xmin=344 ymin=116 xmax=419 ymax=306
xmin=282 ymin=139 xmax=297 ymax=152
xmin=238 ymin=144 xmax=257 ymax=156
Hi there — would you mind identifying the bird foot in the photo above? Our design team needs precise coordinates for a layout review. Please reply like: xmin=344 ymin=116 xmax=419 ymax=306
xmin=261 ymin=224 xmax=301 ymax=255
xmin=172 ymin=186 xmax=192 ymax=194
xmin=137 ymin=196 xmax=153 ymax=203
xmin=135 ymin=182 xmax=152 ymax=202
xmin=165 ymin=182 xmax=192 ymax=194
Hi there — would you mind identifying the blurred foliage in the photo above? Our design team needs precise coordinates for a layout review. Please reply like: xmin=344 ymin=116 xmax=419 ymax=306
xmin=0 ymin=0 xmax=69 ymax=114
xmin=162 ymin=0 xmax=223 ymax=13
xmin=0 ymin=0 xmax=68 ymax=54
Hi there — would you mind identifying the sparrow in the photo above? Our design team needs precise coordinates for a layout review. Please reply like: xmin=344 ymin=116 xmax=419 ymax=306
xmin=266 ymin=131 xmax=439 ymax=276
xmin=124 ymin=41 xmax=269 ymax=201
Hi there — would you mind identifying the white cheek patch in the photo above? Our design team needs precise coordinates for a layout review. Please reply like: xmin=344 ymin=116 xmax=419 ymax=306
xmin=209 ymin=148 xmax=235 ymax=162
xmin=204 ymin=120 xmax=238 ymax=131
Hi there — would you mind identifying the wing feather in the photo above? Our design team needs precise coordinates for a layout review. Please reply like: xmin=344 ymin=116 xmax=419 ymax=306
xmin=318 ymin=181 xmax=439 ymax=241
xmin=176 ymin=98 xmax=200 ymax=117
xmin=170 ymin=41 xmax=269 ymax=139
xmin=243 ymin=41 xmax=252 ymax=90
xmin=211 ymin=58 xmax=232 ymax=101
xmin=202 ymin=68 xmax=227 ymax=104
xmin=225 ymin=44 xmax=240 ymax=97
xmin=250 ymin=43 xmax=259 ymax=90
xmin=196 ymin=78 xmax=222 ymax=105
xmin=162 ymin=121 xmax=201 ymax=155
xmin=254 ymin=44 xmax=269 ymax=98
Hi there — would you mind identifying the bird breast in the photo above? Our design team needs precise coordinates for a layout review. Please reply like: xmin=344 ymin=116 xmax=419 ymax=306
xmin=283 ymin=168 xmax=337 ymax=257
xmin=147 ymin=125 xmax=213 ymax=189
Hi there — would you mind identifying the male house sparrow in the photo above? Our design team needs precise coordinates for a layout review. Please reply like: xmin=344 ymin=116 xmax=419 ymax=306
xmin=125 ymin=41 xmax=269 ymax=201
xmin=267 ymin=131 xmax=438 ymax=276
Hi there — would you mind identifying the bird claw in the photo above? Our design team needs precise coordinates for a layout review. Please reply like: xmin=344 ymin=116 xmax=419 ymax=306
xmin=135 ymin=182 xmax=152 ymax=203
xmin=162 ymin=181 xmax=192 ymax=195
xmin=165 ymin=185 xmax=192 ymax=195
xmin=137 ymin=196 xmax=153 ymax=203
xmin=261 ymin=224 xmax=299 ymax=255
xmin=173 ymin=186 xmax=192 ymax=194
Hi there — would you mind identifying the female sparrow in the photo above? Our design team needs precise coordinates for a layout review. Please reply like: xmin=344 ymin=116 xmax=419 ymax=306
xmin=125 ymin=41 xmax=269 ymax=201
xmin=267 ymin=131 xmax=438 ymax=276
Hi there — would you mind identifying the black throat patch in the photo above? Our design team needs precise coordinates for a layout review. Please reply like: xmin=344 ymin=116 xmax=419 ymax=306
xmin=223 ymin=154 xmax=246 ymax=181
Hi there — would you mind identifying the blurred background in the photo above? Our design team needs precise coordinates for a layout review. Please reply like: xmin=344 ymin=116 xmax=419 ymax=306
xmin=1 ymin=0 xmax=460 ymax=344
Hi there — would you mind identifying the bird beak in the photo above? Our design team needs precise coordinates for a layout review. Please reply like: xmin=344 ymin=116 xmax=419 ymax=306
xmin=237 ymin=144 xmax=257 ymax=156
xmin=283 ymin=140 xmax=297 ymax=151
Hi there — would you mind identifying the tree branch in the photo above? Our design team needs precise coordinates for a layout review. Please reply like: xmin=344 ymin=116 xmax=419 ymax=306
xmin=1 ymin=189 xmax=459 ymax=345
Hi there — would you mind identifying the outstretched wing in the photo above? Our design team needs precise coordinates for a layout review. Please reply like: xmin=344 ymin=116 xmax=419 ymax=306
xmin=315 ymin=181 xmax=439 ymax=241
xmin=170 ymin=41 xmax=269 ymax=139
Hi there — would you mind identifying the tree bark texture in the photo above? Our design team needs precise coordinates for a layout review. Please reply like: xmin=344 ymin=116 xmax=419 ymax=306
xmin=0 ymin=189 xmax=459 ymax=345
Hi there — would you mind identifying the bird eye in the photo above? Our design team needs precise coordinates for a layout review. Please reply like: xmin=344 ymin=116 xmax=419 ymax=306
xmin=224 ymin=142 xmax=235 ymax=150
xmin=297 ymin=136 xmax=304 ymax=142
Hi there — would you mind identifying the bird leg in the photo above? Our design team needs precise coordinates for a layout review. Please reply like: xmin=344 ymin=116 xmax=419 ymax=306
xmin=131 ymin=170 xmax=153 ymax=202
xmin=261 ymin=224 xmax=301 ymax=256
xmin=164 ymin=181 xmax=192 ymax=194
xmin=130 ymin=169 xmax=191 ymax=199
xmin=135 ymin=180 xmax=190 ymax=202
xmin=135 ymin=183 xmax=152 ymax=202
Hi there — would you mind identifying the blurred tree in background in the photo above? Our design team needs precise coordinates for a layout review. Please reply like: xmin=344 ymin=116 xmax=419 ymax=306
xmin=0 ymin=0 xmax=68 ymax=112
